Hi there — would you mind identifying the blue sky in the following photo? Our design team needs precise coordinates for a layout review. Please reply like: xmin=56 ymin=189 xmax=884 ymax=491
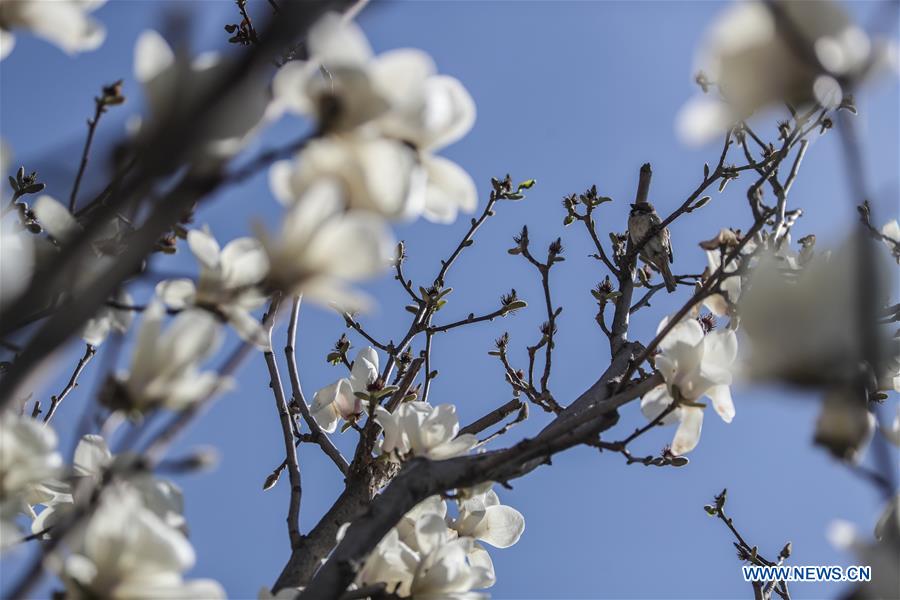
xmin=1 ymin=1 xmax=898 ymax=598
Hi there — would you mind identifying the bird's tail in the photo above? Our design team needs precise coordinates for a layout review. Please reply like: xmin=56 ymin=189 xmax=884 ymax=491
xmin=659 ymin=260 xmax=677 ymax=293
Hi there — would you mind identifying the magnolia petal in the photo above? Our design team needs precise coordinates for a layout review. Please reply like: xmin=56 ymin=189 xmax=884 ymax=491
xmin=81 ymin=311 xmax=112 ymax=346
xmin=305 ymin=211 xmax=395 ymax=281
xmin=271 ymin=60 xmax=316 ymax=116
xmin=706 ymin=384 xmax=735 ymax=423
xmin=428 ymin=433 xmax=477 ymax=460
xmin=375 ymin=405 xmax=403 ymax=454
xmin=349 ymin=347 xmax=379 ymax=392
xmin=73 ymin=434 xmax=111 ymax=477
xmin=222 ymin=306 xmax=269 ymax=350
xmin=676 ymin=95 xmax=736 ymax=147
xmin=33 ymin=195 xmax=80 ymax=242
xmin=472 ymin=505 xmax=524 ymax=549
xmin=422 ymin=155 xmax=478 ymax=224
xmin=155 ymin=278 xmax=197 ymax=310
xmin=657 ymin=317 xmax=704 ymax=353
xmin=372 ymin=48 xmax=436 ymax=105
xmin=881 ymin=219 xmax=900 ymax=243
xmin=671 ymin=407 xmax=704 ymax=455
xmin=640 ymin=384 xmax=680 ymax=425
xmin=269 ymin=160 xmax=296 ymax=205
xmin=307 ymin=12 xmax=373 ymax=66
xmin=311 ymin=383 xmax=343 ymax=433
xmin=419 ymin=75 xmax=477 ymax=151
xmin=220 ymin=237 xmax=269 ymax=289
xmin=134 ymin=29 xmax=174 ymax=84
xmin=187 ymin=229 xmax=221 ymax=270
xmin=467 ymin=543 xmax=496 ymax=589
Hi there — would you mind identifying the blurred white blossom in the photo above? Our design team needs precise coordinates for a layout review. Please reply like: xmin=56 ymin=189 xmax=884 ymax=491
xmin=0 ymin=0 xmax=106 ymax=61
xmin=109 ymin=302 xmax=226 ymax=412
xmin=677 ymin=0 xmax=896 ymax=145
xmin=257 ymin=180 xmax=394 ymax=311
xmin=133 ymin=29 xmax=271 ymax=158
xmin=271 ymin=11 xmax=477 ymax=223
xmin=311 ymin=346 xmax=379 ymax=432
xmin=82 ymin=289 xmax=135 ymax=347
xmin=375 ymin=401 xmax=477 ymax=460
xmin=31 ymin=434 xmax=185 ymax=537
xmin=60 ymin=485 xmax=224 ymax=599
xmin=640 ymin=317 xmax=738 ymax=455
xmin=269 ymin=133 xmax=422 ymax=220
xmin=351 ymin=490 xmax=517 ymax=599
xmin=157 ymin=228 xmax=270 ymax=349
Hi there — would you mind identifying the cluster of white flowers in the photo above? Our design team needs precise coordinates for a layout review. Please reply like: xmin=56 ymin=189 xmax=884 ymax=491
xmin=30 ymin=435 xmax=185 ymax=535
xmin=59 ymin=484 xmax=224 ymax=599
xmin=678 ymin=0 xmax=896 ymax=145
xmin=310 ymin=345 xmax=478 ymax=460
xmin=108 ymin=301 xmax=228 ymax=413
xmin=0 ymin=0 xmax=107 ymax=61
xmin=641 ymin=316 xmax=738 ymax=455
xmin=261 ymin=12 xmax=477 ymax=310
xmin=376 ymin=401 xmax=478 ymax=461
xmin=0 ymin=416 xmax=223 ymax=598
xmin=349 ymin=485 xmax=523 ymax=599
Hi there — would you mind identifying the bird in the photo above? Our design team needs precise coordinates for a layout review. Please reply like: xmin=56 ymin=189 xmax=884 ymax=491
xmin=628 ymin=172 xmax=676 ymax=293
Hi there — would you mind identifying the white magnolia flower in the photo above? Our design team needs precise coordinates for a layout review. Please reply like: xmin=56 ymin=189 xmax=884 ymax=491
xmin=157 ymin=228 xmax=270 ymax=349
xmin=409 ymin=516 xmax=491 ymax=600
xmin=310 ymin=346 xmax=379 ymax=433
xmin=351 ymin=494 xmax=503 ymax=599
xmin=32 ymin=435 xmax=185 ymax=536
xmin=82 ymin=289 xmax=135 ymax=346
xmin=272 ymin=12 xmax=477 ymax=223
xmin=0 ymin=0 xmax=106 ymax=61
xmin=640 ymin=317 xmax=738 ymax=455
xmin=112 ymin=302 xmax=226 ymax=412
xmin=677 ymin=0 xmax=895 ymax=145
xmin=372 ymin=51 xmax=477 ymax=224
xmin=453 ymin=485 xmax=525 ymax=550
xmin=133 ymin=30 xmax=270 ymax=158
xmin=0 ymin=412 xmax=62 ymax=548
xmin=257 ymin=179 xmax=394 ymax=311
xmin=356 ymin=527 xmax=419 ymax=596
xmin=272 ymin=12 xmax=413 ymax=131
xmin=60 ymin=486 xmax=224 ymax=599
xmin=269 ymin=134 xmax=422 ymax=220
xmin=375 ymin=401 xmax=477 ymax=460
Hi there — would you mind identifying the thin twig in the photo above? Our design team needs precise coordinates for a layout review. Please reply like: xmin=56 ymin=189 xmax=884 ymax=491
xmin=43 ymin=344 xmax=96 ymax=425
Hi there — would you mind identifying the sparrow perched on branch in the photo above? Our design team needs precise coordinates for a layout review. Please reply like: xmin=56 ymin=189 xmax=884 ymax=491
xmin=628 ymin=164 xmax=676 ymax=293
